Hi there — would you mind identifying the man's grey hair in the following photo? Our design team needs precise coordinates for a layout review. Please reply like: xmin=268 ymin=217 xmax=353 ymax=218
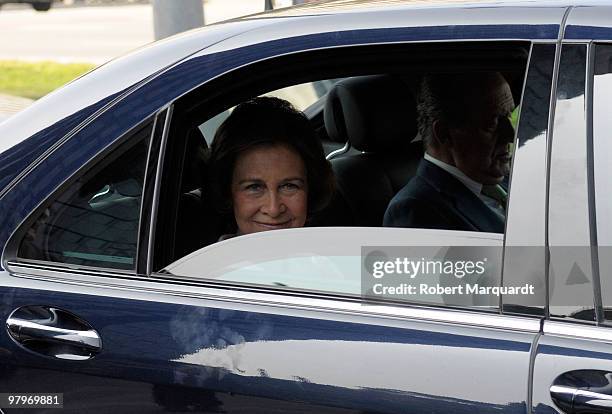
xmin=417 ymin=72 xmax=503 ymax=149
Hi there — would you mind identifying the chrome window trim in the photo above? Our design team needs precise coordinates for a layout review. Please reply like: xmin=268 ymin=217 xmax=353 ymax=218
xmin=561 ymin=40 xmax=596 ymax=44
xmin=586 ymin=41 xmax=605 ymax=323
xmin=10 ymin=258 xmax=137 ymax=278
xmin=146 ymin=104 xmax=173 ymax=276
xmin=135 ymin=111 xmax=160 ymax=275
xmin=565 ymin=39 xmax=610 ymax=43
xmin=4 ymin=261 xmax=541 ymax=333
xmin=544 ymin=320 xmax=612 ymax=342
xmin=499 ymin=41 xmax=534 ymax=312
xmin=543 ymin=7 xmax=574 ymax=318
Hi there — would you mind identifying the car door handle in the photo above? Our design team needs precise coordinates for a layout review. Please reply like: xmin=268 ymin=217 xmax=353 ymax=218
xmin=6 ymin=306 xmax=101 ymax=360
xmin=551 ymin=371 xmax=612 ymax=414
xmin=7 ymin=317 xmax=101 ymax=350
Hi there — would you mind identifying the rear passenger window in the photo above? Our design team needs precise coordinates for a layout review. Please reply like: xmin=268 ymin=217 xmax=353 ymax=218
xmin=155 ymin=42 xmax=547 ymax=312
xmin=17 ymin=122 xmax=152 ymax=270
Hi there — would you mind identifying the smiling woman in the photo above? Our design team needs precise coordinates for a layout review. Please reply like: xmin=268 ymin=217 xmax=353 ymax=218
xmin=208 ymin=96 xmax=335 ymax=240
xmin=230 ymin=144 xmax=308 ymax=236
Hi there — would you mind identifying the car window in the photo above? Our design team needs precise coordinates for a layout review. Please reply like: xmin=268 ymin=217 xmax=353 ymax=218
xmin=16 ymin=122 xmax=152 ymax=271
xmin=198 ymin=80 xmax=339 ymax=146
xmin=156 ymin=42 xmax=546 ymax=312
xmin=163 ymin=227 xmax=503 ymax=307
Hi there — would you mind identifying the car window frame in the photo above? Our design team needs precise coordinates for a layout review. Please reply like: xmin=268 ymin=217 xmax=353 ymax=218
xmin=3 ymin=113 xmax=161 ymax=277
xmin=151 ymin=39 xmax=551 ymax=317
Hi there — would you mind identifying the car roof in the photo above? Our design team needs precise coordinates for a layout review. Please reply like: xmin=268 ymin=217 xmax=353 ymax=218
xmin=240 ymin=0 xmax=609 ymax=18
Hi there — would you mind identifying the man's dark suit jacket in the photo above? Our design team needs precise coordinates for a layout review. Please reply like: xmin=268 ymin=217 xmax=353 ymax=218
xmin=383 ymin=160 xmax=505 ymax=233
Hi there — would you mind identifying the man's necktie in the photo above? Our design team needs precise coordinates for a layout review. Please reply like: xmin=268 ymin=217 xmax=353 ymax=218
xmin=481 ymin=184 xmax=508 ymax=211
xmin=481 ymin=184 xmax=508 ymax=219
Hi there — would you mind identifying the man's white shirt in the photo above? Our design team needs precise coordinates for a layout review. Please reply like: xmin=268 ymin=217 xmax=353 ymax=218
xmin=423 ymin=152 xmax=505 ymax=218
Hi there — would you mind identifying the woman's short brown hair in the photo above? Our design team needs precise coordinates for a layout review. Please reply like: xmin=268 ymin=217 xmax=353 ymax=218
xmin=208 ymin=96 xmax=335 ymax=221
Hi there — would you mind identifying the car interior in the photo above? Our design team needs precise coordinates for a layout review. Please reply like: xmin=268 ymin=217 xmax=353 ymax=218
xmin=154 ymin=42 xmax=531 ymax=270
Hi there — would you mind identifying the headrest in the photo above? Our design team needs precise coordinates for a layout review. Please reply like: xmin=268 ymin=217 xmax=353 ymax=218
xmin=324 ymin=75 xmax=417 ymax=152
xmin=187 ymin=127 xmax=209 ymax=151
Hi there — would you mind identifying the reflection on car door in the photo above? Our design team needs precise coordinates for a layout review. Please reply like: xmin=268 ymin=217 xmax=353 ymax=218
xmin=1 ymin=264 xmax=539 ymax=413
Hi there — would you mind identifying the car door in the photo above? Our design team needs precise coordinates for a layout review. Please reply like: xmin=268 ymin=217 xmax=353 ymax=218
xmin=0 ymin=7 xmax=564 ymax=413
xmin=531 ymin=6 xmax=612 ymax=413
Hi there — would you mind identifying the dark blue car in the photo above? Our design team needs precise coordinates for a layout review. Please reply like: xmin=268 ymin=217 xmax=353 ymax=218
xmin=1 ymin=1 xmax=612 ymax=412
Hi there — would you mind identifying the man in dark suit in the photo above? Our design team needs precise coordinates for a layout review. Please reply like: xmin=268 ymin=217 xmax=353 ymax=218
xmin=383 ymin=72 xmax=515 ymax=233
